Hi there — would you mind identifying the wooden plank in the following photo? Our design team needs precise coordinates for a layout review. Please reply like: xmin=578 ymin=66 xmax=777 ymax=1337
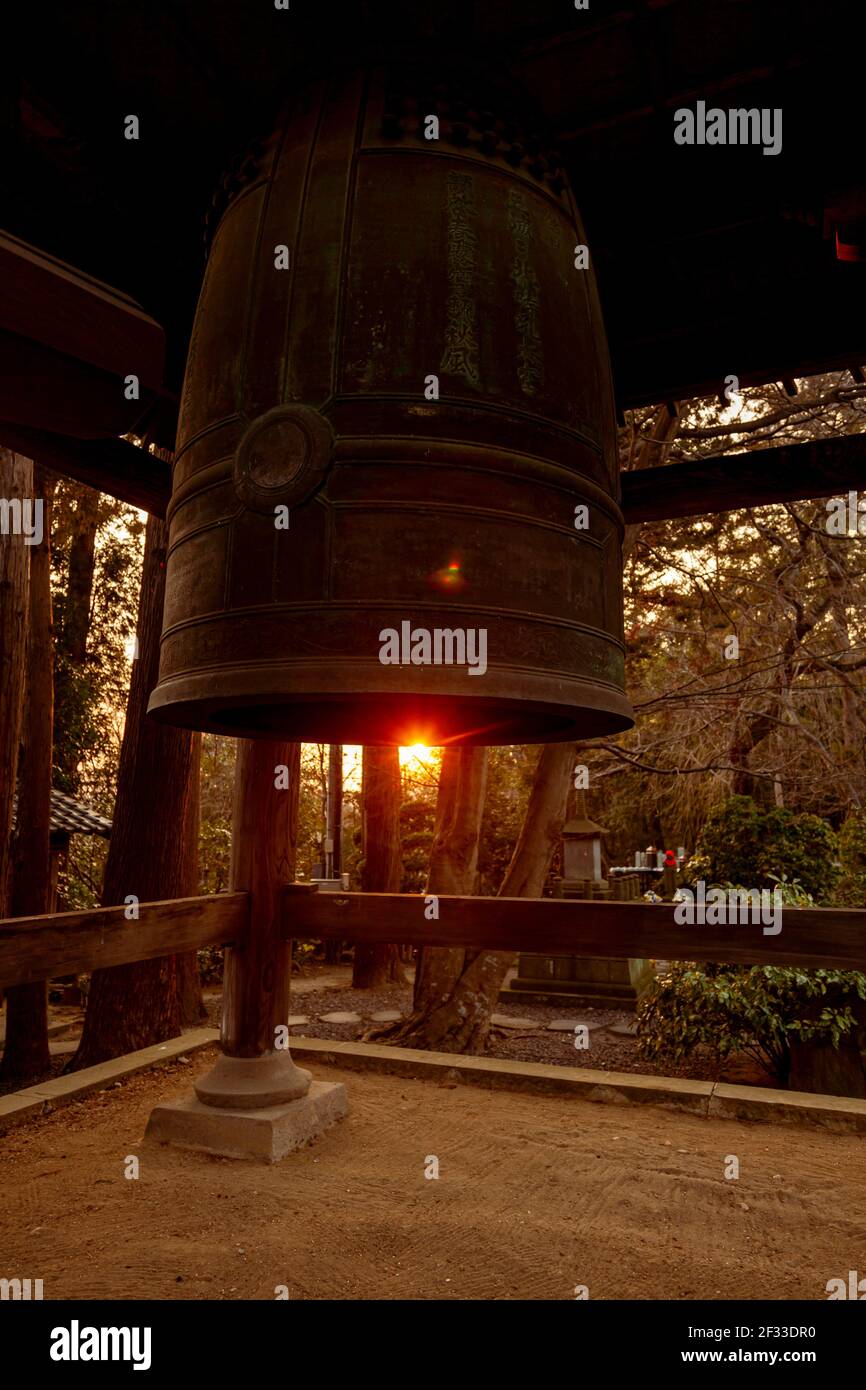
xmin=0 ymin=893 xmax=247 ymax=988
xmin=0 ymin=229 xmax=165 ymax=385
xmin=621 ymin=434 xmax=866 ymax=524
xmin=0 ymin=424 xmax=171 ymax=517
xmin=285 ymin=891 xmax=866 ymax=971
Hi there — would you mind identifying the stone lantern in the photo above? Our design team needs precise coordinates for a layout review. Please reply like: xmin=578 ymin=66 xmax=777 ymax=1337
xmin=507 ymin=796 xmax=655 ymax=1011
xmin=561 ymin=814 xmax=608 ymax=890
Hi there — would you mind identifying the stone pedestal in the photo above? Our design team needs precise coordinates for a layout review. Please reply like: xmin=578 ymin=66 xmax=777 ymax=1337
xmin=147 ymin=1079 xmax=348 ymax=1162
xmin=145 ymin=741 xmax=349 ymax=1161
xmin=193 ymin=1052 xmax=312 ymax=1108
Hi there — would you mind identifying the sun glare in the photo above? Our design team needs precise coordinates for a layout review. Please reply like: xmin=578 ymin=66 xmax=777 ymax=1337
xmin=399 ymin=743 xmax=436 ymax=768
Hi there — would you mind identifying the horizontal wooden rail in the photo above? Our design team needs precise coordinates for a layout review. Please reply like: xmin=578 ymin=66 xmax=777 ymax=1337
xmin=0 ymin=893 xmax=248 ymax=988
xmin=2 ymin=888 xmax=865 ymax=991
xmin=285 ymin=891 xmax=866 ymax=972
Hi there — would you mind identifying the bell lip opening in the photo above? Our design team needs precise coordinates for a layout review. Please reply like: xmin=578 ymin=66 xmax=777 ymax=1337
xmin=147 ymin=686 xmax=634 ymax=747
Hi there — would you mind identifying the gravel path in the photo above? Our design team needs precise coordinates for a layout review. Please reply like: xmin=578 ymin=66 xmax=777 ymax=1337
xmin=203 ymin=973 xmax=770 ymax=1088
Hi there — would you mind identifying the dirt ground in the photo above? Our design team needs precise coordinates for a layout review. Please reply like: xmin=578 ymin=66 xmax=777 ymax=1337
xmin=1 ymin=1045 xmax=864 ymax=1300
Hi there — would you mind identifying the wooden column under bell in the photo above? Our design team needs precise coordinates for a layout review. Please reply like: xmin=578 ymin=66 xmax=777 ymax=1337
xmin=194 ymin=739 xmax=312 ymax=1108
xmin=147 ymin=738 xmax=348 ymax=1159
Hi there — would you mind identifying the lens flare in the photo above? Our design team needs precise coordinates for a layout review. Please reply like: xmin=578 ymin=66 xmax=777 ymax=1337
xmin=430 ymin=558 xmax=466 ymax=591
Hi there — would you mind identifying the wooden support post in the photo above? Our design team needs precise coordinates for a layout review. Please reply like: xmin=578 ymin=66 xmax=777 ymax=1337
xmin=147 ymin=742 xmax=348 ymax=1157
xmin=193 ymin=740 xmax=312 ymax=1109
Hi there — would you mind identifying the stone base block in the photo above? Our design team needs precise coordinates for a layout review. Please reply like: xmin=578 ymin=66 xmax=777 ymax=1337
xmin=146 ymin=1080 xmax=348 ymax=1162
xmin=508 ymin=955 xmax=655 ymax=1011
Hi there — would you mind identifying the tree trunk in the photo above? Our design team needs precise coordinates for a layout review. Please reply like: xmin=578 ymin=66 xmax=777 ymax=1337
xmin=1 ymin=465 xmax=55 ymax=1083
xmin=787 ymin=995 xmax=866 ymax=1099
xmin=788 ymin=1037 xmax=866 ymax=1099
xmin=365 ymin=746 xmax=486 ymax=1044
xmin=176 ymin=732 xmax=205 ymax=1024
xmin=372 ymin=742 xmax=575 ymax=1052
xmin=622 ymin=404 xmax=680 ymax=567
xmin=431 ymin=741 xmax=577 ymax=1051
xmin=818 ymin=533 xmax=864 ymax=776
xmin=352 ymin=745 xmax=407 ymax=988
xmin=69 ymin=516 xmax=201 ymax=1070
xmin=323 ymin=937 xmax=344 ymax=965
xmin=411 ymin=745 xmax=489 ymax=1008
xmin=54 ymin=483 xmax=100 ymax=792
xmin=0 ymin=450 xmax=30 ymax=918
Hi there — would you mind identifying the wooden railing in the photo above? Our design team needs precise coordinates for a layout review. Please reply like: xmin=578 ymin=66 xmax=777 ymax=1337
xmin=1 ymin=888 xmax=866 ymax=990
xmin=286 ymin=892 xmax=866 ymax=972
xmin=0 ymin=893 xmax=248 ymax=988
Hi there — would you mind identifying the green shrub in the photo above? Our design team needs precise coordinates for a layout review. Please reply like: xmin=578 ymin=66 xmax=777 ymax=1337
xmin=637 ymin=961 xmax=866 ymax=1085
xmin=687 ymin=795 xmax=840 ymax=902
xmin=292 ymin=941 xmax=317 ymax=971
xmin=196 ymin=946 xmax=224 ymax=984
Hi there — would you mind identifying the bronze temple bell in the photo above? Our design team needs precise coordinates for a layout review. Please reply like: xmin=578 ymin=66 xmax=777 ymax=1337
xmin=148 ymin=69 xmax=634 ymax=747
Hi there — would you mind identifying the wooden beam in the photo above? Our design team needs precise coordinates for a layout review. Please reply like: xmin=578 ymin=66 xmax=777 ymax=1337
xmin=0 ymin=424 xmax=171 ymax=517
xmin=285 ymin=890 xmax=866 ymax=971
xmin=0 ymin=229 xmax=164 ymax=387
xmin=0 ymin=893 xmax=247 ymax=988
xmin=12 ymin=423 xmax=861 ymax=527
xmin=621 ymin=433 xmax=866 ymax=523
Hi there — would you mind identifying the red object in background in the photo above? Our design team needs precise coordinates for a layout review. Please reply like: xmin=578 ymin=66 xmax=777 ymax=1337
xmin=836 ymin=227 xmax=866 ymax=262
xmin=663 ymin=849 xmax=677 ymax=868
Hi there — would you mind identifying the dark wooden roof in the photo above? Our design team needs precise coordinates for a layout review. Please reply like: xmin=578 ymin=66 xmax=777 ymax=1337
xmin=12 ymin=789 xmax=112 ymax=839
xmin=5 ymin=0 xmax=865 ymax=431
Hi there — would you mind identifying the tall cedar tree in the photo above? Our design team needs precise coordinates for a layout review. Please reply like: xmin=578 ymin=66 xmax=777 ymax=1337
xmin=69 ymin=516 xmax=201 ymax=1070
xmin=1 ymin=464 xmax=55 ymax=1082
xmin=352 ymin=745 xmax=406 ymax=988
xmin=0 ymin=452 xmax=30 ymax=922
xmin=371 ymin=741 xmax=575 ymax=1052
xmin=53 ymin=484 xmax=100 ymax=792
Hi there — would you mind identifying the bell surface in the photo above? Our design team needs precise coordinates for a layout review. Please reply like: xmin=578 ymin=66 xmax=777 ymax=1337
xmin=148 ymin=68 xmax=634 ymax=746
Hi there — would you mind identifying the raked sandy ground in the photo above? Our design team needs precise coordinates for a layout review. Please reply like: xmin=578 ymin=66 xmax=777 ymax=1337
xmin=1 ymin=1045 xmax=864 ymax=1301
